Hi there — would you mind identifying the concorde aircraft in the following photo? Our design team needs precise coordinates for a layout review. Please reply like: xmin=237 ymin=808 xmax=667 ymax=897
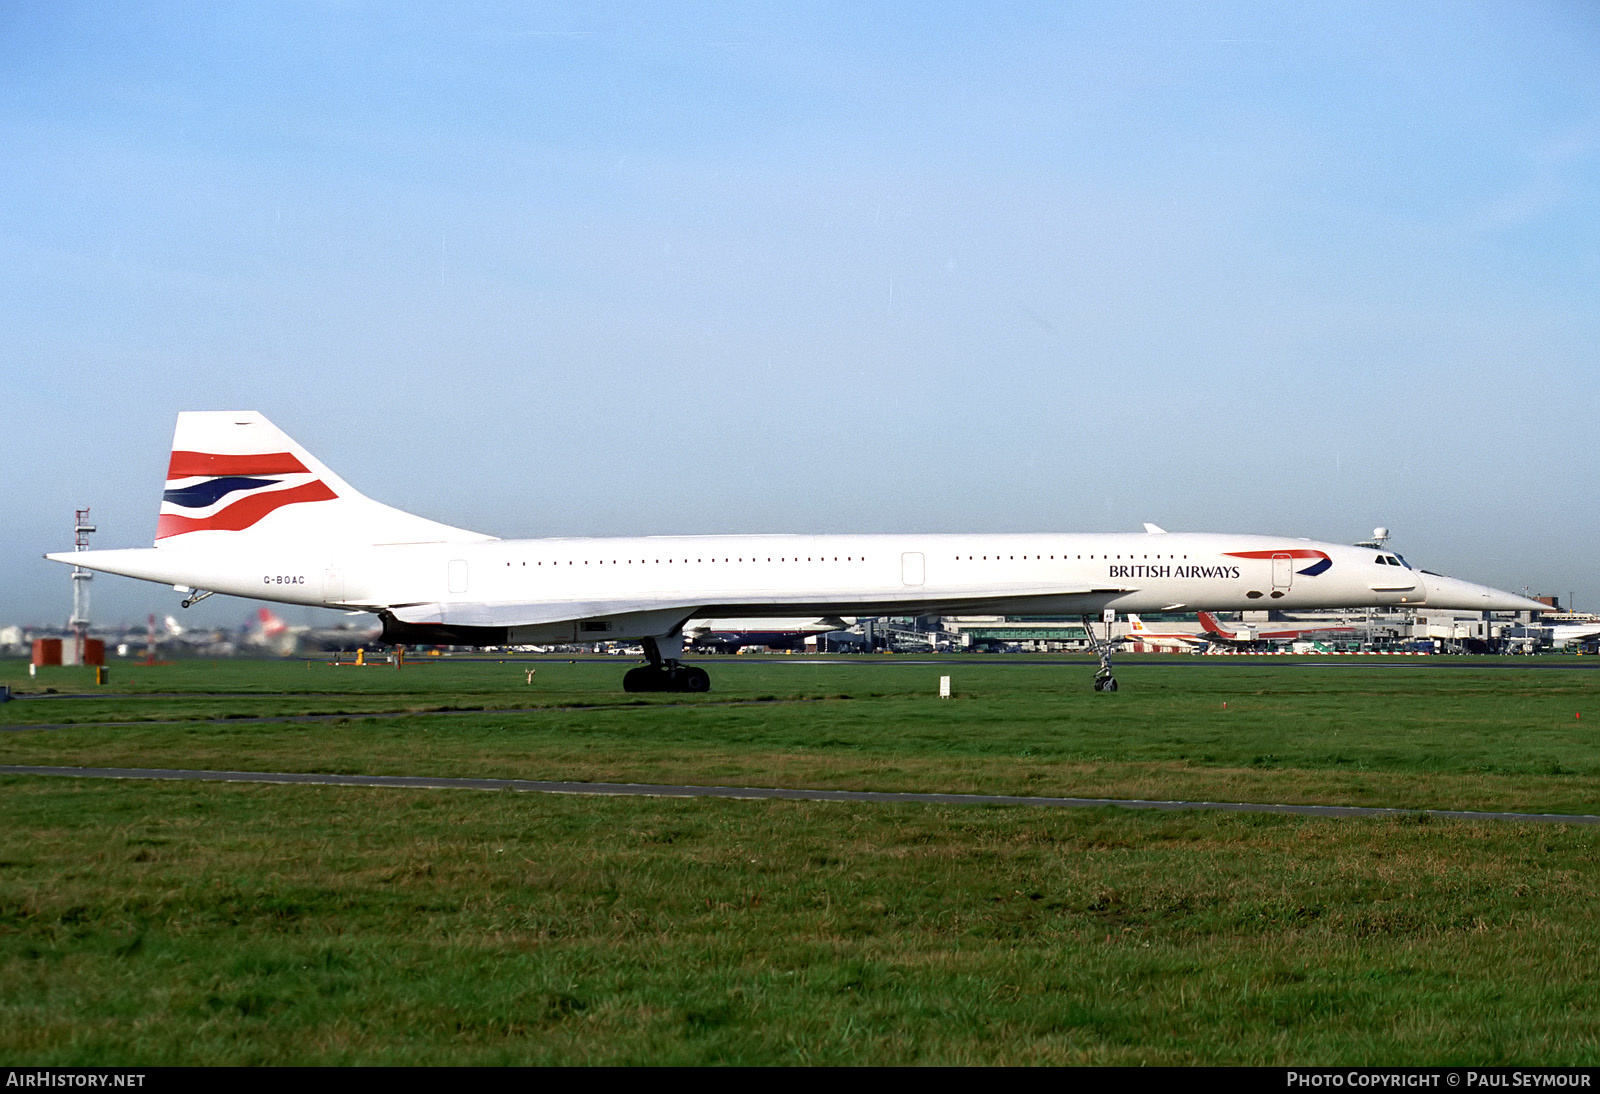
xmin=45 ymin=412 xmax=1549 ymax=693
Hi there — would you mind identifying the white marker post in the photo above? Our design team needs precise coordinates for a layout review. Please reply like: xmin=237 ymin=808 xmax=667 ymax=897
xmin=939 ymin=675 xmax=951 ymax=699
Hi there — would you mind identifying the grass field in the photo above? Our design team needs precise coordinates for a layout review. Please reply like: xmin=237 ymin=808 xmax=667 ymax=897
xmin=2 ymin=654 xmax=1598 ymax=1064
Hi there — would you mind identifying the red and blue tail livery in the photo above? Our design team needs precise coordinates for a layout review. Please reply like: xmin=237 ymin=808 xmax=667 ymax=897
xmin=156 ymin=448 xmax=337 ymax=539
xmin=145 ymin=411 xmax=487 ymax=548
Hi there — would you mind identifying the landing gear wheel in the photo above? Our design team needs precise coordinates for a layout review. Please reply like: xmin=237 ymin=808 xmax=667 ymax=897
xmin=628 ymin=635 xmax=712 ymax=692
xmin=623 ymin=665 xmax=663 ymax=692
xmin=623 ymin=663 xmax=712 ymax=693
xmin=1094 ymin=673 xmax=1118 ymax=692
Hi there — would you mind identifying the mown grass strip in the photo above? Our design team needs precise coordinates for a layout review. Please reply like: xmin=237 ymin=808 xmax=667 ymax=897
xmin=2 ymin=656 xmax=1597 ymax=1063
xmin=9 ymin=763 xmax=1600 ymax=827
xmin=5 ymin=777 xmax=1600 ymax=1064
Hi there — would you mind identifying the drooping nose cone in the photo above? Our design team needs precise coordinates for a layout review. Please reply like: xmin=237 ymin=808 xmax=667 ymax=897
xmin=1418 ymin=572 xmax=1550 ymax=612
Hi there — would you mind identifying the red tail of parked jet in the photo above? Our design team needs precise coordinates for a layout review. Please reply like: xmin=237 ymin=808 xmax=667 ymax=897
xmin=1198 ymin=611 xmax=1356 ymax=646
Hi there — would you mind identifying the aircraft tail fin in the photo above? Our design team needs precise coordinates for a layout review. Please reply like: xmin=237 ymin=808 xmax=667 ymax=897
xmin=1127 ymin=614 xmax=1146 ymax=633
xmin=1197 ymin=611 xmax=1232 ymax=637
xmin=155 ymin=412 xmax=492 ymax=549
xmin=257 ymin=608 xmax=288 ymax=638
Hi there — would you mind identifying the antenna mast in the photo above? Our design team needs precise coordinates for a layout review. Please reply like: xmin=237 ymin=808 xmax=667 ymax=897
xmin=70 ymin=507 xmax=94 ymax=664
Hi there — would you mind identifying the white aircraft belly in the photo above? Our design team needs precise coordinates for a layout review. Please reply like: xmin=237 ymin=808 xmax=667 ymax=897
xmin=390 ymin=584 xmax=1122 ymax=629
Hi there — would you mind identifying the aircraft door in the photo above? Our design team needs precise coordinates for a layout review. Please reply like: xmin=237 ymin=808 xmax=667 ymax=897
xmin=1271 ymin=553 xmax=1293 ymax=592
xmin=448 ymin=560 xmax=469 ymax=595
xmin=901 ymin=552 xmax=925 ymax=586
xmin=323 ymin=567 xmax=344 ymax=605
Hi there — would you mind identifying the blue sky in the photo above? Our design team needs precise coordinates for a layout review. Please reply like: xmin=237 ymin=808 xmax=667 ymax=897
xmin=4 ymin=1 xmax=1597 ymax=626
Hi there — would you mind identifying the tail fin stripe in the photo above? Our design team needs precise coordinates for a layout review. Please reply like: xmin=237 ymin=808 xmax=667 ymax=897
xmin=162 ymin=477 xmax=280 ymax=509
xmin=156 ymin=480 xmax=337 ymax=539
xmin=168 ymin=451 xmax=309 ymax=477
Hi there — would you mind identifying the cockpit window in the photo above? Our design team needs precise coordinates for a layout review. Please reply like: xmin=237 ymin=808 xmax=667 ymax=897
xmin=1393 ymin=554 xmax=1411 ymax=569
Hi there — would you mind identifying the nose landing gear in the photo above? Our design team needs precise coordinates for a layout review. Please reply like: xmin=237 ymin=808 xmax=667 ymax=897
xmin=1082 ymin=611 xmax=1119 ymax=692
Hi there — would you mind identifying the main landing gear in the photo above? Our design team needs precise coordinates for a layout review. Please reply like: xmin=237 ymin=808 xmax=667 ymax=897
xmin=1081 ymin=612 xmax=1119 ymax=692
xmin=622 ymin=635 xmax=711 ymax=693
xmin=623 ymin=663 xmax=710 ymax=692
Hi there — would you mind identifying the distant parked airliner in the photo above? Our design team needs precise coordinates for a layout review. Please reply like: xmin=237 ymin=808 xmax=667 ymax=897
xmin=1123 ymin=612 xmax=1356 ymax=651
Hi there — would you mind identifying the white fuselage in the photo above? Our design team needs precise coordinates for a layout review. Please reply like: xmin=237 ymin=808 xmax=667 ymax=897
xmin=70 ymin=530 xmax=1507 ymax=645
xmin=46 ymin=411 xmax=1550 ymax=678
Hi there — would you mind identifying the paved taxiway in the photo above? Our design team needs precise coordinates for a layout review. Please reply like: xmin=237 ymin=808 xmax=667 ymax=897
xmin=4 ymin=764 xmax=1597 ymax=826
xmin=0 ymin=696 xmax=827 ymax=733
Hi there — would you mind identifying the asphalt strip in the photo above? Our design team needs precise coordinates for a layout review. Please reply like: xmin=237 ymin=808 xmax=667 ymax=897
xmin=2 ymin=763 xmax=1596 ymax=826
